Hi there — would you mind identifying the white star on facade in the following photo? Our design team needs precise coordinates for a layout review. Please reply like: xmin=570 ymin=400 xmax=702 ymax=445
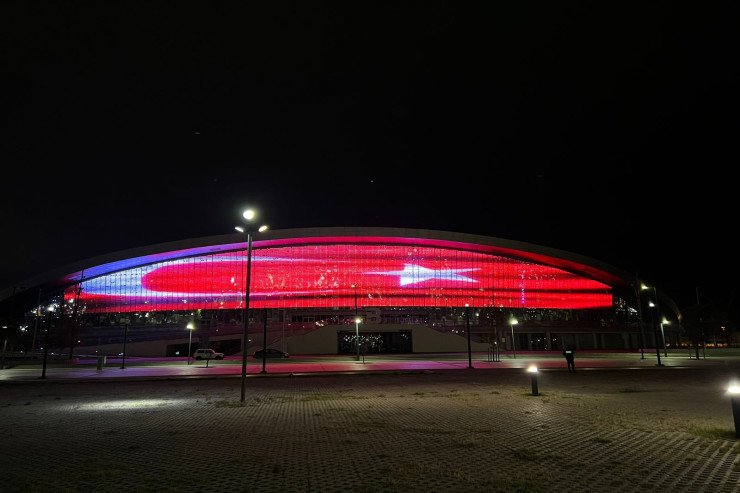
xmin=368 ymin=264 xmax=479 ymax=286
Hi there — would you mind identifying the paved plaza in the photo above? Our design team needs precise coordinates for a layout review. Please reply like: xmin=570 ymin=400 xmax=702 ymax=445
xmin=2 ymin=351 xmax=740 ymax=492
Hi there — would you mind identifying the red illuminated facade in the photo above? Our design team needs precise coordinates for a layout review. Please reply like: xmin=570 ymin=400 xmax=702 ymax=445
xmin=68 ymin=243 xmax=613 ymax=313
xmin=7 ymin=228 xmax=678 ymax=355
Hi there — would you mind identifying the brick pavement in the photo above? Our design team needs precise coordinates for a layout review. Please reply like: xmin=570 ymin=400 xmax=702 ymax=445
xmin=2 ymin=366 xmax=740 ymax=492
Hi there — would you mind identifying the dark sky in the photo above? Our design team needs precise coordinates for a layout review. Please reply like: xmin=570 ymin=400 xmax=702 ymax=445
xmin=1 ymin=2 xmax=737 ymax=310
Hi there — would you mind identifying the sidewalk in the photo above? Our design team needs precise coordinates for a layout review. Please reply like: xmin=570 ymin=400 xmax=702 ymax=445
xmin=0 ymin=349 xmax=729 ymax=383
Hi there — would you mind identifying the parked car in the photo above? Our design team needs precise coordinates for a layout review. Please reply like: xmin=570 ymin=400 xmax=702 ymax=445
xmin=192 ymin=348 xmax=225 ymax=360
xmin=253 ymin=348 xmax=290 ymax=359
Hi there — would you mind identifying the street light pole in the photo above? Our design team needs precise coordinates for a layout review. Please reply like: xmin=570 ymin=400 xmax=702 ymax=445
xmin=352 ymin=284 xmax=360 ymax=361
xmin=660 ymin=318 xmax=668 ymax=357
xmin=634 ymin=275 xmax=646 ymax=359
xmin=642 ymin=284 xmax=664 ymax=366
xmin=120 ymin=322 xmax=129 ymax=369
xmin=235 ymin=209 xmax=268 ymax=402
xmin=510 ymin=318 xmax=518 ymax=359
xmin=41 ymin=307 xmax=53 ymax=379
xmin=466 ymin=304 xmax=473 ymax=368
xmin=186 ymin=323 xmax=194 ymax=365
xmin=261 ymin=306 xmax=268 ymax=374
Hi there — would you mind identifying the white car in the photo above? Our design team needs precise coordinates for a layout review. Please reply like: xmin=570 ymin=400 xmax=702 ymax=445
xmin=192 ymin=348 xmax=225 ymax=360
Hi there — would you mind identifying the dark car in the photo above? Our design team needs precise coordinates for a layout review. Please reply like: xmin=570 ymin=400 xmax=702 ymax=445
xmin=253 ymin=348 xmax=290 ymax=359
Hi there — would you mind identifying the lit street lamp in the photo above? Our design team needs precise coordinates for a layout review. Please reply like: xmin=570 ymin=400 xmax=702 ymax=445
xmin=352 ymin=284 xmax=360 ymax=361
xmin=186 ymin=323 xmax=194 ymax=365
xmin=633 ymin=277 xmax=646 ymax=359
xmin=641 ymin=283 xmax=663 ymax=367
xmin=235 ymin=209 xmax=268 ymax=402
xmin=510 ymin=318 xmax=518 ymax=359
xmin=660 ymin=318 xmax=669 ymax=357
xmin=261 ymin=306 xmax=268 ymax=374
xmin=41 ymin=305 xmax=54 ymax=379
xmin=466 ymin=304 xmax=473 ymax=369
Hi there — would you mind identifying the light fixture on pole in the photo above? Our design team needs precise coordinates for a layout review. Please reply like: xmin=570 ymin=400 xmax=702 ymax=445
xmin=235 ymin=209 xmax=268 ymax=402
xmin=261 ymin=305 xmax=268 ymax=374
xmin=352 ymin=284 xmax=360 ymax=361
xmin=641 ymin=283 xmax=663 ymax=366
xmin=633 ymin=276 xmax=646 ymax=359
xmin=186 ymin=323 xmax=194 ymax=365
xmin=510 ymin=318 xmax=518 ymax=359
xmin=40 ymin=305 xmax=54 ymax=379
xmin=466 ymin=304 xmax=473 ymax=369
xmin=660 ymin=318 xmax=669 ymax=357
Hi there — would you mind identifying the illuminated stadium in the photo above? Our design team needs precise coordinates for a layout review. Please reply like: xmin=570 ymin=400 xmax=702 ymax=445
xmin=2 ymin=227 xmax=681 ymax=358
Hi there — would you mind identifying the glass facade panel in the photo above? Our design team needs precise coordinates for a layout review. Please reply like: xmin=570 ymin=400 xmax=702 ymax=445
xmin=65 ymin=243 xmax=613 ymax=313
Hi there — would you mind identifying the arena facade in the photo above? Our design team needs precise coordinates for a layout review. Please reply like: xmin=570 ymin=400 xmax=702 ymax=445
xmin=0 ymin=227 xmax=681 ymax=359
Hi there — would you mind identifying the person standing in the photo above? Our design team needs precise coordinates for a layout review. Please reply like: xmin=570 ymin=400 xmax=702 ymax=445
xmin=563 ymin=345 xmax=575 ymax=373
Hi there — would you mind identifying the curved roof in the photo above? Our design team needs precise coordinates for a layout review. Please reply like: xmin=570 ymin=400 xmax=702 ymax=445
xmin=0 ymin=227 xmax=655 ymax=314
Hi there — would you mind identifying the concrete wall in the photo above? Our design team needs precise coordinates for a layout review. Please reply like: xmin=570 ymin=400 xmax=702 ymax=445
xmin=65 ymin=324 xmax=491 ymax=357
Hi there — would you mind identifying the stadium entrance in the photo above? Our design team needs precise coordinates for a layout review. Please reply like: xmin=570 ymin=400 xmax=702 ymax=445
xmin=337 ymin=330 xmax=412 ymax=354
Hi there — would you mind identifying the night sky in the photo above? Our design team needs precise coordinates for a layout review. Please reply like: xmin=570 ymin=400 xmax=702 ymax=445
xmin=1 ymin=2 xmax=737 ymax=311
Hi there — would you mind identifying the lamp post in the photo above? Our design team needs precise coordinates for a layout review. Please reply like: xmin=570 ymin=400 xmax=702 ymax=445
xmin=120 ymin=320 xmax=130 ymax=369
xmin=235 ymin=209 xmax=268 ymax=402
xmin=660 ymin=318 xmax=669 ymax=357
xmin=186 ymin=323 xmax=194 ymax=365
xmin=633 ymin=275 xmax=646 ymax=359
xmin=40 ymin=306 xmax=54 ymax=379
xmin=510 ymin=318 xmax=518 ymax=359
xmin=641 ymin=284 xmax=663 ymax=366
xmin=261 ymin=306 xmax=268 ymax=374
xmin=466 ymin=304 xmax=473 ymax=368
xmin=352 ymin=284 xmax=360 ymax=361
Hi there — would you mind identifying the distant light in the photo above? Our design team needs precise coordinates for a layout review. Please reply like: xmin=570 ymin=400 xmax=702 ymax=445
xmin=258 ymin=225 xmax=268 ymax=232
xmin=527 ymin=365 xmax=538 ymax=373
xmin=729 ymin=385 xmax=740 ymax=394
xmin=243 ymin=209 xmax=255 ymax=220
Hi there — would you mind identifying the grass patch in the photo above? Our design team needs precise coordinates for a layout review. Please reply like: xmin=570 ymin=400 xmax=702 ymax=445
xmin=691 ymin=425 xmax=736 ymax=440
xmin=299 ymin=393 xmax=360 ymax=401
xmin=214 ymin=399 xmax=247 ymax=408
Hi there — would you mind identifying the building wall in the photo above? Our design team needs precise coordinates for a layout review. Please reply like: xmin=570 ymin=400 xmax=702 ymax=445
xmin=64 ymin=323 xmax=492 ymax=357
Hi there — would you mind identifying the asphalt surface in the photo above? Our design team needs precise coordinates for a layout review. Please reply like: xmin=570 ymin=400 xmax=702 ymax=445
xmin=2 ymin=351 xmax=740 ymax=492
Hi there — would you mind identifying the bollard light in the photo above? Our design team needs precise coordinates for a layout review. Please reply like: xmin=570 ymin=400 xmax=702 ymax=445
xmin=728 ymin=383 xmax=740 ymax=438
xmin=528 ymin=365 xmax=539 ymax=396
